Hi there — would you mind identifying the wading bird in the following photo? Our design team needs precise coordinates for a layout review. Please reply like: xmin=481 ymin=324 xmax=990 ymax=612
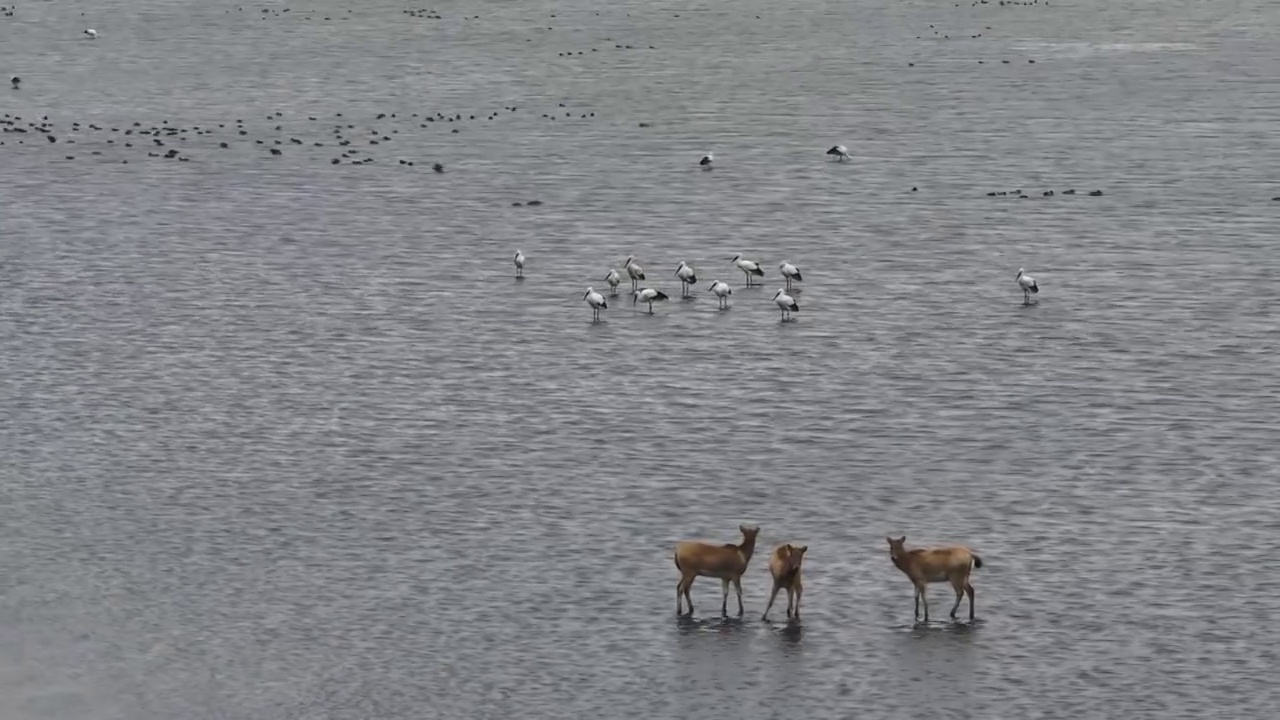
xmin=604 ymin=268 xmax=622 ymax=296
xmin=675 ymin=261 xmax=698 ymax=297
xmin=731 ymin=255 xmax=765 ymax=287
xmin=583 ymin=286 xmax=607 ymax=322
xmin=773 ymin=288 xmax=799 ymax=321
xmin=632 ymin=287 xmax=669 ymax=314
xmin=708 ymin=279 xmax=732 ymax=309
xmin=624 ymin=256 xmax=646 ymax=291
xmin=779 ymin=261 xmax=802 ymax=291
xmin=1016 ymin=268 xmax=1039 ymax=305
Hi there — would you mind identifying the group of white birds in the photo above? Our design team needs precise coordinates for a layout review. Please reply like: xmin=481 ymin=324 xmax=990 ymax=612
xmin=513 ymin=252 xmax=1041 ymax=322
xmin=513 ymin=250 xmax=807 ymax=323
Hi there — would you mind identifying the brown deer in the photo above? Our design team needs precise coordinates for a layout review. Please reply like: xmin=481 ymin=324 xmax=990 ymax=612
xmin=886 ymin=535 xmax=983 ymax=622
xmin=673 ymin=525 xmax=760 ymax=616
xmin=762 ymin=543 xmax=807 ymax=621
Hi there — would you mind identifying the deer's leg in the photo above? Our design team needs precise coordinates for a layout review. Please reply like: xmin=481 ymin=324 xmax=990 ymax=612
xmin=763 ymin=583 xmax=781 ymax=621
xmin=950 ymin=575 xmax=965 ymax=619
xmin=919 ymin=584 xmax=930 ymax=623
xmin=733 ymin=576 xmax=744 ymax=616
xmin=794 ymin=582 xmax=803 ymax=619
xmin=721 ymin=578 xmax=730 ymax=616
xmin=913 ymin=586 xmax=920 ymax=620
xmin=966 ymin=581 xmax=976 ymax=620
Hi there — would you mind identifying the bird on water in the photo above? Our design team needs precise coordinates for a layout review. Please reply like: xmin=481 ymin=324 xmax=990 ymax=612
xmin=731 ymin=255 xmax=765 ymax=287
xmin=708 ymin=280 xmax=733 ymax=309
xmin=779 ymin=261 xmax=802 ymax=291
xmin=603 ymin=268 xmax=622 ymax=296
xmin=633 ymin=287 xmax=669 ymax=315
xmin=583 ymin=287 xmax=607 ymax=322
xmin=1016 ymin=268 xmax=1039 ymax=305
xmin=773 ymin=288 xmax=799 ymax=321
xmin=675 ymin=261 xmax=698 ymax=298
xmin=513 ymin=250 xmax=525 ymax=278
xmin=624 ymin=256 xmax=646 ymax=291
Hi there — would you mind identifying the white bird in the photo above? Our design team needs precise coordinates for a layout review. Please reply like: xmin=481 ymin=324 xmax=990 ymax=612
xmin=699 ymin=152 xmax=714 ymax=168
xmin=773 ymin=288 xmax=799 ymax=321
xmin=583 ymin=286 xmax=607 ymax=322
xmin=675 ymin=261 xmax=698 ymax=298
xmin=731 ymin=254 xmax=765 ymax=287
xmin=513 ymin=250 xmax=525 ymax=278
xmin=84 ymin=28 xmax=97 ymax=39
xmin=604 ymin=268 xmax=622 ymax=296
xmin=633 ymin=287 xmax=670 ymax=314
xmin=826 ymin=145 xmax=850 ymax=161
xmin=624 ymin=256 xmax=646 ymax=291
xmin=708 ymin=279 xmax=733 ymax=309
xmin=1016 ymin=267 xmax=1039 ymax=305
xmin=779 ymin=261 xmax=803 ymax=291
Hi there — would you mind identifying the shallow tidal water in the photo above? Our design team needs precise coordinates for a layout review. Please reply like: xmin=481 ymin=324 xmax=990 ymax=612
xmin=3 ymin=0 xmax=1280 ymax=718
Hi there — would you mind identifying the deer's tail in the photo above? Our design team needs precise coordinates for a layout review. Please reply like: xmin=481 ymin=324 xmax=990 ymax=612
xmin=972 ymin=554 xmax=984 ymax=570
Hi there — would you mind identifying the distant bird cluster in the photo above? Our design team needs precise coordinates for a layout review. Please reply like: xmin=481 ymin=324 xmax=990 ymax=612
xmin=0 ymin=103 xmax=591 ymax=172
xmin=225 ymin=7 xmax=356 ymax=21
xmin=987 ymin=188 xmax=1104 ymax=198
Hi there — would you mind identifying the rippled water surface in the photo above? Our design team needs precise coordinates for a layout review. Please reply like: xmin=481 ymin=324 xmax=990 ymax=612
xmin=4 ymin=0 xmax=1280 ymax=717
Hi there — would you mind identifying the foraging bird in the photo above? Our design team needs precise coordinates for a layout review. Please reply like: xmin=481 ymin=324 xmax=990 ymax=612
xmin=708 ymin=280 xmax=733 ymax=309
xmin=1016 ymin=268 xmax=1039 ymax=305
xmin=583 ymin=286 xmax=607 ymax=322
xmin=84 ymin=28 xmax=97 ymax=39
xmin=624 ymin=256 xmax=646 ymax=291
xmin=633 ymin=287 xmax=669 ymax=314
xmin=779 ymin=261 xmax=802 ymax=291
xmin=10 ymin=77 xmax=19 ymax=89
xmin=513 ymin=250 xmax=525 ymax=278
xmin=826 ymin=145 xmax=850 ymax=161
xmin=603 ymin=268 xmax=622 ymax=296
xmin=731 ymin=255 xmax=765 ymax=287
xmin=773 ymin=289 xmax=799 ymax=321
xmin=699 ymin=152 xmax=714 ymax=168
xmin=675 ymin=261 xmax=698 ymax=297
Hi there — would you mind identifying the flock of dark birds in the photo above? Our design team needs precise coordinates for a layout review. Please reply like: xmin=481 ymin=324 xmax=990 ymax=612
xmin=0 ymin=101 xmax=597 ymax=171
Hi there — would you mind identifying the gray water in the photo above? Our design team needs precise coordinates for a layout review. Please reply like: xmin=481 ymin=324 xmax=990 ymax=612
xmin=4 ymin=0 xmax=1280 ymax=717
